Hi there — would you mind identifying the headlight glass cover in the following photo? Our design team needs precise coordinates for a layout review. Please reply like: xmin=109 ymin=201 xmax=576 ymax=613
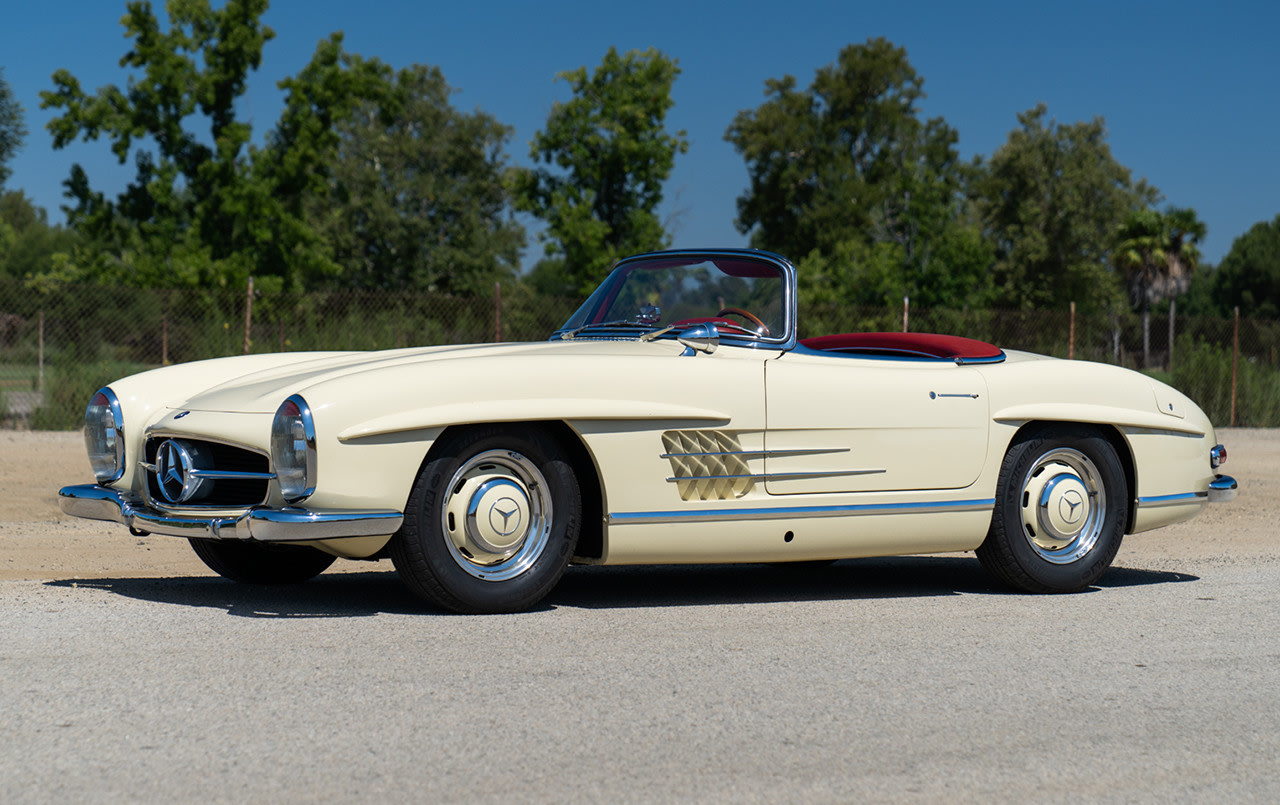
xmin=271 ymin=394 xmax=316 ymax=502
xmin=85 ymin=387 xmax=125 ymax=483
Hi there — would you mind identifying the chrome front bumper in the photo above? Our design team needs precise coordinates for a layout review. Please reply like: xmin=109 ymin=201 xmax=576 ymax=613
xmin=58 ymin=484 xmax=403 ymax=542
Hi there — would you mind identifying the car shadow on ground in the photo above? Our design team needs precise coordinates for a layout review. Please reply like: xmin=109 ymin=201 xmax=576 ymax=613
xmin=549 ymin=558 xmax=1198 ymax=609
xmin=44 ymin=557 xmax=1198 ymax=618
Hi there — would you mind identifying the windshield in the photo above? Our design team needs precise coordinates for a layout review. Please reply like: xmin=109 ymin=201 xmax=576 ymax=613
xmin=556 ymin=253 xmax=789 ymax=343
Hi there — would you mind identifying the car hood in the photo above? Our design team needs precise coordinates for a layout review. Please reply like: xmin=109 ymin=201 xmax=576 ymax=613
xmin=174 ymin=339 xmax=681 ymax=414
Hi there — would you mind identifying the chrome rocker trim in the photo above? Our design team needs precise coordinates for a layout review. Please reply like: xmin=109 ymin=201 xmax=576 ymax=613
xmin=59 ymin=484 xmax=403 ymax=542
xmin=1135 ymin=474 xmax=1238 ymax=508
xmin=608 ymin=498 xmax=996 ymax=526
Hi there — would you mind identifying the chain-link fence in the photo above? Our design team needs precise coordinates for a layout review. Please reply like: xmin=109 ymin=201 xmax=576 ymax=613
xmin=3 ymin=277 xmax=1278 ymax=429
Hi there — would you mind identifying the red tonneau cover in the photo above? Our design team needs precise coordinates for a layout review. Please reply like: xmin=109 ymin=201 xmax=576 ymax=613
xmin=800 ymin=332 xmax=1003 ymax=361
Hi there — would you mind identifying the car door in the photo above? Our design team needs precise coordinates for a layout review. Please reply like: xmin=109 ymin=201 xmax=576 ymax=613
xmin=763 ymin=351 xmax=990 ymax=495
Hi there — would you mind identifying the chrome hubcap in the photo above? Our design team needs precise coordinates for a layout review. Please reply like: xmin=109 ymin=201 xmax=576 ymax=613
xmin=442 ymin=450 xmax=550 ymax=581
xmin=1019 ymin=448 xmax=1106 ymax=564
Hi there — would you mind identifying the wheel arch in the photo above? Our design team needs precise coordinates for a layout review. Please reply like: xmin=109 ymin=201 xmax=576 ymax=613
xmin=423 ymin=420 xmax=605 ymax=561
xmin=1007 ymin=419 xmax=1137 ymax=532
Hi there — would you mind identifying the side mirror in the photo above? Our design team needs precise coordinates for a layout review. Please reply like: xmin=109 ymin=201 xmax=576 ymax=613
xmin=677 ymin=322 xmax=718 ymax=356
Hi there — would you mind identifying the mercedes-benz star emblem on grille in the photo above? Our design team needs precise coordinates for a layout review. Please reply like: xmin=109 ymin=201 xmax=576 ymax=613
xmin=155 ymin=440 xmax=196 ymax=503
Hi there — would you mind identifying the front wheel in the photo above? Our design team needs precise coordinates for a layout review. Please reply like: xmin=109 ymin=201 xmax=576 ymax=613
xmin=189 ymin=538 xmax=336 ymax=584
xmin=390 ymin=426 xmax=582 ymax=614
xmin=976 ymin=425 xmax=1128 ymax=593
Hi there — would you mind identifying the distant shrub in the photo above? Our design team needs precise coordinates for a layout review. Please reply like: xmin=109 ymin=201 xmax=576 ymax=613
xmin=1171 ymin=335 xmax=1280 ymax=427
xmin=30 ymin=358 xmax=154 ymax=430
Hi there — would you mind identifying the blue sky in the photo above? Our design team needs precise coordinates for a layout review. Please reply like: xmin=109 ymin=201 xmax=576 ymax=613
xmin=2 ymin=0 xmax=1277 ymax=266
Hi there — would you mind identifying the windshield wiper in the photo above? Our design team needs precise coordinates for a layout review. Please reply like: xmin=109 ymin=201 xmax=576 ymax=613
xmin=638 ymin=325 xmax=676 ymax=342
xmin=559 ymin=320 xmax=648 ymax=340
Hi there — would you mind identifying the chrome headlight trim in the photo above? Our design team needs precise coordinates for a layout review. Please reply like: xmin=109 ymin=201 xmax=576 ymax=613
xmin=271 ymin=394 xmax=317 ymax=503
xmin=85 ymin=387 xmax=125 ymax=484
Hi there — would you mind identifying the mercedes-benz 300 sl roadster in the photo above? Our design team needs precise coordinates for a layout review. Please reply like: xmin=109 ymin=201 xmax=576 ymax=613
xmin=59 ymin=249 xmax=1237 ymax=612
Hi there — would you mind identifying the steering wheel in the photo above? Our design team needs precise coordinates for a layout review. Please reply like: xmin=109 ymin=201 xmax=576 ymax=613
xmin=716 ymin=307 xmax=770 ymax=336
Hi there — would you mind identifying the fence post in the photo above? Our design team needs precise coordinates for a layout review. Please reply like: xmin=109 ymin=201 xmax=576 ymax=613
xmin=1230 ymin=306 xmax=1239 ymax=427
xmin=38 ymin=310 xmax=45 ymax=394
xmin=494 ymin=282 xmax=502 ymax=343
xmin=243 ymin=276 xmax=254 ymax=355
xmin=162 ymin=312 xmax=169 ymax=365
xmin=1069 ymin=302 xmax=1075 ymax=360
xmin=902 ymin=296 xmax=909 ymax=333
xmin=1167 ymin=299 xmax=1175 ymax=373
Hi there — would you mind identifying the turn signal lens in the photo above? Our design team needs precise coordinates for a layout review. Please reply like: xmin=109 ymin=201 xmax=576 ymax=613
xmin=85 ymin=388 xmax=124 ymax=483
xmin=1210 ymin=444 xmax=1227 ymax=469
xmin=271 ymin=395 xmax=316 ymax=502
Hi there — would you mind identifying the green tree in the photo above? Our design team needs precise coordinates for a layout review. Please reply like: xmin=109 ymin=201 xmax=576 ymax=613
xmin=313 ymin=63 xmax=524 ymax=293
xmin=40 ymin=0 xmax=275 ymax=288
xmin=975 ymin=104 xmax=1156 ymax=313
xmin=0 ymin=66 xmax=25 ymax=190
xmin=515 ymin=47 xmax=688 ymax=296
xmin=1114 ymin=206 xmax=1205 ymax=367
xmin=1206 ymin=214 xmax=1280 ymax=318
xmin=726 ymin=38 xmax=989 ymax=307
xmin=0 ymin=191 xmax=81 ymax=281
xmin=249 ymin=33 xmax=401 ymax=290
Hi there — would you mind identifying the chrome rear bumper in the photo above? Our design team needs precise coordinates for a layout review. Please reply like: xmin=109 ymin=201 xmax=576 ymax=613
xmin=58 ymin=484 xmax=403 ymax=542
xmin=1208 ymin=474 xmax=1237 ymax=503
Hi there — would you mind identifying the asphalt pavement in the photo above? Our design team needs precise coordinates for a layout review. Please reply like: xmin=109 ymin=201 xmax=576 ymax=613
xmin=3 ymin=555 xmax=1278 ymax=803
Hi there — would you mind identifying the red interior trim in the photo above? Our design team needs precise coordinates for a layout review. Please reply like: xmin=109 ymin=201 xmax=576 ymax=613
xmin=800 ymin=332 xmax=1003 ymax=360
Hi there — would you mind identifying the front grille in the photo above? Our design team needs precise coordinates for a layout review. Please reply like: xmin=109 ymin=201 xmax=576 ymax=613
xmin=145 ymin=437 xmax=271 ymax=508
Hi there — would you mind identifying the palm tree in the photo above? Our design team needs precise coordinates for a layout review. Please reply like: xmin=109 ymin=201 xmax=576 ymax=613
xmin=1114 ymin=207 xmax=1206 ymax=368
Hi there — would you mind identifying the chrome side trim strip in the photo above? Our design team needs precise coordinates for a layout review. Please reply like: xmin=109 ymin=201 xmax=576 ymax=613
xmin=666 ymin=469 xmax=885 ymax=483
xmin=659 ymin=447 xmax=851 ymax=460
xmin=1136 ymin=491 xmax=1207 ymax=508
xmin=608 ymin=498 xmax=996 ymax=525
xmin=58 ymin=484 xmax=402 ymax=542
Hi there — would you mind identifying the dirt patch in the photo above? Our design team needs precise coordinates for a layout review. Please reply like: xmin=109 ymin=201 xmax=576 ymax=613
xmin=0 ymin=428 xmax=1272 ymax=581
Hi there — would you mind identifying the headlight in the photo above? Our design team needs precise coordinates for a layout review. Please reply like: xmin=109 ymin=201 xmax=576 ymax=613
xmin=271 ymin=394 xmax=316 ymax=502
xmin=84 ymin=387 xmax=124 ymax=483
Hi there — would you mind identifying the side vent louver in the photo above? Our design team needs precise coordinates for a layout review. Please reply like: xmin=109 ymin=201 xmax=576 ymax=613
xmin=661 ymin=430 xmax=753 ymax=501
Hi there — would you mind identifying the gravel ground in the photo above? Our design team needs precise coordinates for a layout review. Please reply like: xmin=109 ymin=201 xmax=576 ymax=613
xmin=1 ymin=428 xmax=1276 ymax=802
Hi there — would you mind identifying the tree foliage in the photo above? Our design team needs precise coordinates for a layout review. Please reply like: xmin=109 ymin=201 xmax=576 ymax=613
xmin=726 ymin=38 xmax=992 ymax=309
xmin=975 ymin=104 xmax=1156 ymax=313
xmin=38 ymin=5 xmax=523 ymax=295
xmin=40 ymin=0 xmax=275 ymax=287
xmin=1114 ymin=205 xmax=1206 ymax=366
xmin=1115 ymin=206 xmax=1205 ymax=310
xmin=0 ymin=66 xmax=26 ymax=190
xmin=311 ymin=63 xmax=523 ymax=294
xmin=1206 ymin=214 xmax=1280 ymax=318
xmin=0 ymin=191 xmax=81 ymax=282
xmin=515 ymin=47 xmax=688 ymax=296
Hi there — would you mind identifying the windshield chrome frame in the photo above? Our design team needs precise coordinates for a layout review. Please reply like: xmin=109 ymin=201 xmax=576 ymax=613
xmin=550 ymin=248 xmax=798 ymax=351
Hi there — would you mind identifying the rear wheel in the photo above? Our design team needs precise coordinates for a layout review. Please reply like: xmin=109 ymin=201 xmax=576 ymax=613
xmin=977 ymin=425 xmax=1128 ymax=593
xmin=390 ymin=425 xmax=582 ymax=614
xmin=189 ymin=538 xmax=336 ymax=584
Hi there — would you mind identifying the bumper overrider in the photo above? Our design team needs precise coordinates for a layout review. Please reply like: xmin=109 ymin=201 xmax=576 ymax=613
xmin=1208 ymin=474 xmax=1238 ymax=503
xmin=59 ymin=484 xmax=403 ymax=542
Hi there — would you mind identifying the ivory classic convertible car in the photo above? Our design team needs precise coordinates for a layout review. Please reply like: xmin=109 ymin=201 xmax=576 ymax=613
xmin=60 ymin=249 xmax=1237 ymax=613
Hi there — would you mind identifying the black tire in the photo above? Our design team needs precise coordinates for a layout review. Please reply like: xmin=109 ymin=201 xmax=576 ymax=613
xmin=390 ymin=425 xmax=582 ymax=614
xmin=976 ymin=424 xmax=1128 ymax=593
xmin=188 ymin=538 xmax=336 ymax=584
